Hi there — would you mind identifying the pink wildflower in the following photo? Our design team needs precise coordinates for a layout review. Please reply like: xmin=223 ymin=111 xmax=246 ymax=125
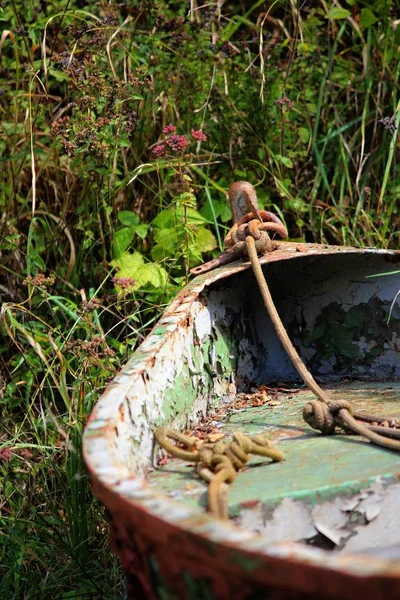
xmin=112 ymin=277 xmax=136 ymax=289
xmin=163 ymin=124 xmax=176 ymax=134
xmin=166 ymin=134 xmax=190 ymax=154
xmin=20 ymin=449 xmax=33 ymax=459
xmin=190 ymin=129 xmax=207 ymax=142
xmin=152 ymin=144 xmax=167 ymax=158
xmin=0 ymin=447 xmax=12 ymax=462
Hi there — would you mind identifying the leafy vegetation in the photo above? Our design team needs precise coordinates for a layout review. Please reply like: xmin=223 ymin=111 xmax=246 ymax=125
xmin=1 ymin=0 xmax=399 ymax=597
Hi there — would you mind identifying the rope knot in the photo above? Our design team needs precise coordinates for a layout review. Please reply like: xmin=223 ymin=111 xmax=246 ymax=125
xmin=211 ymin=454 xmax=237 ymax=483
xmin=303 ymin=400 xmax=336 ymax=434
xmin=252 ymin=229 xmax=274 ymax=254
xmin=327 ymin=400 xmax=354 ymax=416
xmin=224 ymin=210 xmax=287 ymax=257
xmin=303 ymin=400 xmax=355 ymax=435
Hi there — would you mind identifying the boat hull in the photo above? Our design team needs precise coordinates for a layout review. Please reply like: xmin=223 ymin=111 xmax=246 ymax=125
xmin=83 ymin=243 xmax=400 ymax=599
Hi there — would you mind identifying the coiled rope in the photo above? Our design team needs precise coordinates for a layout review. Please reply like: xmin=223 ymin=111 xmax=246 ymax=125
xmin=154 ymin=428 xmax=284 ymax=519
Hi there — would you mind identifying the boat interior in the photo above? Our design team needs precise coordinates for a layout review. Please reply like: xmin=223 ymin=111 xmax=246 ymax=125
xmin=147 ymin=248 xmax=400 ymax=554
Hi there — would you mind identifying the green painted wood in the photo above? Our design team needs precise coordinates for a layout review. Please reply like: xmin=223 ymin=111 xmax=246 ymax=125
xmin=150 ymin=382 xmax=400 ymax=513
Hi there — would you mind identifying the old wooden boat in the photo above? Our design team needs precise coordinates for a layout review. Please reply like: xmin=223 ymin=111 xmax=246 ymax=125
xmin=84 ymin=217 xmax=400 ymax=598
xmin=83 ymin=243 xmax=400 ymax=598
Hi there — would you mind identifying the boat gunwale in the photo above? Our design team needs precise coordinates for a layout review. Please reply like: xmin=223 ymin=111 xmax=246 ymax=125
xmin=83 ymin=243 xmax=400 ymax=589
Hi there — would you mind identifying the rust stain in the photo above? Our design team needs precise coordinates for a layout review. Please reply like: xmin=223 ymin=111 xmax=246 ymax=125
xmin=240 ymin=499 xmax=261 ymax=509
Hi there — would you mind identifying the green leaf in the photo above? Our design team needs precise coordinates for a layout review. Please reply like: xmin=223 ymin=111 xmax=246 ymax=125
xmin=152 ymin=209 xmax=176 ymax=229
xmin=359 ymin=8 xmax=378 ymax=28
xmin=219 ymin=202 xmax=232 ymax=223
xmin=33 ymin=255 xmax=47 ymax=271
xmin=113 ymin=227 xmax=135 ymax=258
xmin=200 ymin=198 xmax=231 ymax=223
xmin=135 ymin=263 xmax=168 ymax=289
xmin=299 ymin=127 xmax=310 ymax=144
xmin=175 ymin=192 xmax=197 ymax=209
xmin=199 ymin=201 xmax=218 ymax=221
xmin=195 ymin=227 xmax=218 ymax=253
xmin=275 ymin=154 xmax=294 ymax=168
xmin=110 ymin=250 xmax=144 ymax=273
xmin=151 ymin=244 xmax=170 ymax=262
xmin=134 ymin=224 xmax=148 ymax=240
xmin=188 ymin=247 xmax=202 ymax=265
xmin=48 ymin=68 xmax=70 ymax=82
xmin=325 ymin=7 xmax=350 ymax=20
xmin=290 ymin=197 xmax=309 ymax=213
xmin=186 ymin=207 xmax=208 ymax=224
xmin=365 ymin=269 xmax=400 ymax=278
xmin=153 ymin=227 xmax=178 ymax=254
xmin=118 ymin=140 xmax=131 ymax=148
xmin=110 ymin=252 xmax=168 ymax=291
xmin=117 ymin=211 xmax=139 ymax=226
xmin=152 ymin=207 xmax=207 ymax=229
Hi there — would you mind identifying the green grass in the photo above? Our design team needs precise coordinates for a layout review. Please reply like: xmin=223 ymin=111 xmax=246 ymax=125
xmin=1 ymin=0 xmax=400 ymax=597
